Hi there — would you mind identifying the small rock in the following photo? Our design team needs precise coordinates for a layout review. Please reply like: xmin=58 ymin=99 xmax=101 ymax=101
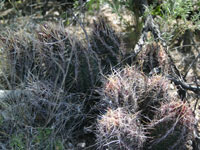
xmin=77 ymin=142 xmax=86 ymax=148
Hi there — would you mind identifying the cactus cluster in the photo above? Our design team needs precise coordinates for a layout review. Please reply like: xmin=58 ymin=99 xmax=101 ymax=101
xmin=0 ymin=18 xmax=128 ymax=149
xmin=0 ymin=17 xmax=197 ymax=149
xmin=96 ymin=65 xmax=195 ymax=150
xmin=0 ymin=23 xmax=101 ymax=92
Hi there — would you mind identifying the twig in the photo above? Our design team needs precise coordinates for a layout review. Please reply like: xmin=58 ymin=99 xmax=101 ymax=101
xmin=194 ymin=77 xmax=200 ymax=111
xmin=184 ymin=50 xmax=200 ymax=79
xmin=184 ymin=34 xmax=200 ymax=79
xmin=167 ymin=75 xmax=200 ymax=95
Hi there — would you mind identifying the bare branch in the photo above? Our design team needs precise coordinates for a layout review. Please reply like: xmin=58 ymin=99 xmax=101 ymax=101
xmin=167 ymin=75 xmax=200 ymax=95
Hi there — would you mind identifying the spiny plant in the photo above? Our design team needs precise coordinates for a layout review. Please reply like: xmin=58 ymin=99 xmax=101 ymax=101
xmin=147 ymin=100 xmax=196 ymax=150
xmin=0 ymin=28 xmax=35 ymax=89
xmin=0 ymin=18 xmax=131 ymax=149
xmin=35 ymin=23 xmax=99 ymax=92
xmin=96 ymin=107 xmax=146 ymax=150
xmin=0 ymin=22 xmax=100 ymax=92
xmin=138 ymin=75 xmax=173 ymax=122
xmin=0 ymin=22 xmax=103 ymax=149
xmin=101 ymin=65 xmax=146 ymax=112
xmin=96 ymin=64 xmax=196 ymax=149
xmin=90 ymin=16 xmax=125 ymax=73
xmin=0 ymin=78 xmax=87 ymax=149
xmin=100 ymin=65 xmax=172 ymax=116
xmin=136 ymin=42 xmax=169 ymax=75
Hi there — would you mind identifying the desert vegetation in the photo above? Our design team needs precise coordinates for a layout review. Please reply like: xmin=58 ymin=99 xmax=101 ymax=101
xmin=0 ymin=0 xmax=199 ymax=149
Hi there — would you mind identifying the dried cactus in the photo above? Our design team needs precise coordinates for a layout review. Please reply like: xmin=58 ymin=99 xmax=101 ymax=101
xmin=0 ymin=22 xmax=102 ymax=149
xmin=0 ymin=29 xmax=35 ymax=88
